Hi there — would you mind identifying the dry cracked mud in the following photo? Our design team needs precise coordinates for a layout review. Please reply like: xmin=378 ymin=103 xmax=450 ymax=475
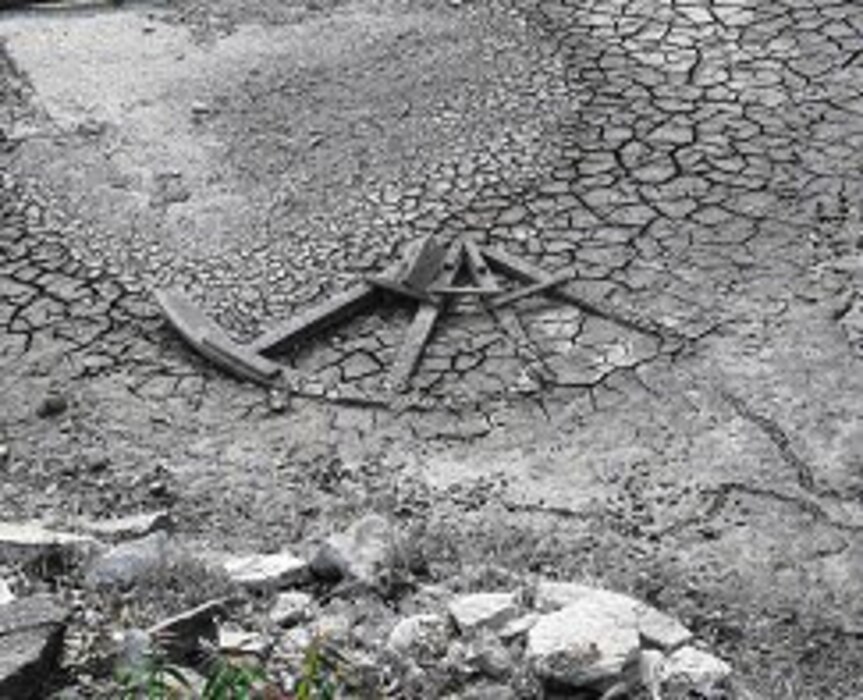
xmin=2 ymin=0 xmax=863 ymax=696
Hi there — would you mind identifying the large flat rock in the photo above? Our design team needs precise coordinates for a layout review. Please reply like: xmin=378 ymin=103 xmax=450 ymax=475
xmin=0 ymin=595 xmax=68 ymax=700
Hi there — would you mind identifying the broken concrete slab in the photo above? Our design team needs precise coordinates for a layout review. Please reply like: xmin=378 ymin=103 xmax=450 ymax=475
xmin=0 ymin=594 xmax=68 ymax=700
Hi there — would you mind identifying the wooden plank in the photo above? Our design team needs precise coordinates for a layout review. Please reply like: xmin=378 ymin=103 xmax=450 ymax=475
xmin=400 ymin=235 xmax=446 ymax=291
xmin=251 ymin=284 xmax=380 ymax=357
xmin=365 ymin=275 xmax=438 ymax=305
xmin=490 ymin=270 xmax=578 ymax=308
xmin=251 ymin=260 xmax=405 ymax=356
xmin=468 ymin=246 xmax=553 ymax=384
xmin=389 ymin=240 xmax=464 ymax=392
xmin=155 ymin=289 xmax=282 ymax=385
xmin=482 ymin=248 xmax=668 ymax=338
xmin=426 ymin=286 xmax=499 ymax=296
xmin=464 ymin=240 xmax=499 ymax=291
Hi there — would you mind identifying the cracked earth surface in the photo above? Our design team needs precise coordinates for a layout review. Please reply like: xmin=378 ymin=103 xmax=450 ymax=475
xmin=3 ymin=0 xmax=863 ymax=695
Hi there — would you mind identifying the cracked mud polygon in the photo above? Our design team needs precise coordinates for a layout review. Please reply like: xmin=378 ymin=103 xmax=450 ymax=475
xmin=3 ymin=0 xmax=863 ymax=696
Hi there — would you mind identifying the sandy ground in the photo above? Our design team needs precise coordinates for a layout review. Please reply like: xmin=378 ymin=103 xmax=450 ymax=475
xmin=3 ymin=0 xmax=863 ymax=696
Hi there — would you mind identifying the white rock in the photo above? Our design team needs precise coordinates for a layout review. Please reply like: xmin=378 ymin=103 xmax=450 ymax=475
xmin=219 ymin=627 xmax=269 ymax=656
xmin=534 ymin=581 xmax=691 ymax=650
xmin=312 ymin=613 xmax=352 ymax=643
xmin=499 ymin=612 xmax=539 ymax=641
xmin=386 ymin=614 xmax=449 ymax=659
xmin=662 ymin=646 xmax=732 ymax=685
xmin=534 ymin=580 xmax=597 ymax=612
xmin=636 ymin=605 xmax=693 ymax=650
xmin=0 ymin=579 xmax=14 ymax=606
xmin=269 ymin=591 xmax=313 ymax=627
xmin=465 ymin=631 xmax=512 ymax=680
xmin=448 ymin=592 xmax=519 ymax=634
xmin=527 ymin=599 xmax=640 ymax=687
xmin=221 ymin=551 xmax=308 ymax=589
xmin=310 ymin=514 xmax=398 ymax=585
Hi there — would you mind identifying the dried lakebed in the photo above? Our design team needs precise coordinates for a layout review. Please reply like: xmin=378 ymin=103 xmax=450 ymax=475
xmin=2 ymin=0 xmax=863 ymax=697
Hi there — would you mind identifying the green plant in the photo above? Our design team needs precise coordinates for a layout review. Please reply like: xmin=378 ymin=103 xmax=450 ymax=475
xmin=116 ymin=650 xmax=191 ymax=700
xmin=201 ymin=657 xmax=266 ymax=700
xmin=294 ymin=637 xmax=339 ymax=700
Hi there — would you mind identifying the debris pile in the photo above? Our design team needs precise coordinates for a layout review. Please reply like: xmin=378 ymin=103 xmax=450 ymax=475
xmin=0 ymin=512 xmax=745 ymax=699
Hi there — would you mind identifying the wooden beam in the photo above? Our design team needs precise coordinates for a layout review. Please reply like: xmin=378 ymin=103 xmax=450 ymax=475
xmin=490 ymin=270 xmax=578 ymax=308
xmin=389 ymin=240 xmax=464 ymax=392
xmin=482 ymin=247 xmax=668 ymax=338
xmin=155 ymin=289 xmax=282 ymax=385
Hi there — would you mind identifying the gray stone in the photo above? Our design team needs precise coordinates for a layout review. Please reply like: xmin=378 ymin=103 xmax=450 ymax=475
xmin=36 ymin=394 xmax=68 ymax=418
xmin=0 ymin=595 xmax=68 ymax=699
xmin=526 ymin=597 xmax=641 ymax=688
xmin=448 ymin=592 xmax=519 ymax=634
xmin=147 ymin=599 xmax=226 ymax=664
xmin=221 ymin=551 xmax=308 ymax=589
xmin=661 ymin=646 xmax=732 ymax=688
xmin=218 ymin=626 xmax=269 ymax=656
xmin=636 ymin=605 xmax=693 ymax=651
xmin=499 ymin=613 xmax=539 ymax=641
xmin=0 ymin=521 xmax=101 ymax=569
xmin=269 ymin=591 xmax=313 ymax=627
xmin=84 ymin=531 xmax=171 ymax=589
xmin=310 ymin=514 xmax=399 ymax=586
xmin=465 ymin=631 xmax=512 ymax=680
xmin=386 ymin=614 xmax=449 ymax=660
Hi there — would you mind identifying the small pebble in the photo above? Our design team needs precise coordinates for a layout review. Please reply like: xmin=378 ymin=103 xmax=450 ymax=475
xmin=36 ymin=394 xmax=68 ymax=418
xmin=148 ymin=481 xmax=168 ymax=498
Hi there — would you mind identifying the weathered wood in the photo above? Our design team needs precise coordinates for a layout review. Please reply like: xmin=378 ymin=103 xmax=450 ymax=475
xmin=464 ymin=240 xmax=499 ymax=291
xmin=155 ymin=289 xmax=282 ymax=385
xmin=365 ymin=275 xmax=439 ymax=305
xmin=482 ymin=248 xmax=668 ymax=338
xmin=250 ymin=284 xmax=379 ymax=357
xmin=389 ymin=240 xmax=464 ymax=392
xmin=490 ymin=269 xmax=578 ymax=308
xmin=468 ymin=245 xmax=553 ymax=383
xmin=399 ymin=235 xmax=446 ymax=291
xmin=426 ymin=286 xmax=499 ymax=296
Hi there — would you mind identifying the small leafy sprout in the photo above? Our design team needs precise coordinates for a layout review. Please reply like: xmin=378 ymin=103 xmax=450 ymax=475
xmin=116 ymin=648 xmax=191 ymax=700
xmin=294 ymin=636 xmax=339 ymax=700
xmin=201 ymin=656 xmax=267 ymax=700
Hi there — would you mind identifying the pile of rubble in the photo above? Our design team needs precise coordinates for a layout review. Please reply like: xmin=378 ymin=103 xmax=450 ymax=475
xmin=0 ymin=512 xmax=746 ymax=698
